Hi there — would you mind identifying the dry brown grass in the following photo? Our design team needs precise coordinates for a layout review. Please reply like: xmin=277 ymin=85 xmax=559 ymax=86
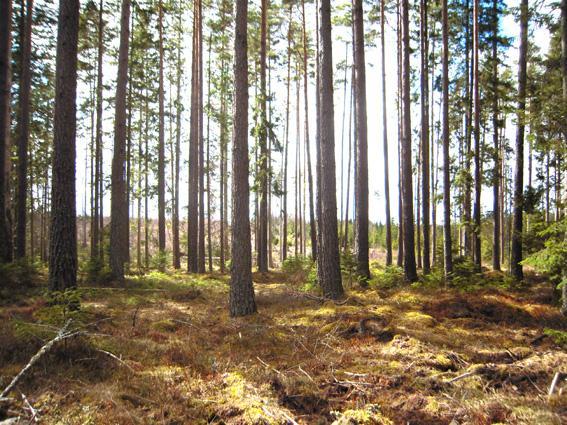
xmin=0 ymin=270 xmax=565 ymax=424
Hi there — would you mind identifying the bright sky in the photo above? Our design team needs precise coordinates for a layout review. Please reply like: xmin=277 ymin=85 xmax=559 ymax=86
xmin=74 ymin=0 xmax=557 ymax=226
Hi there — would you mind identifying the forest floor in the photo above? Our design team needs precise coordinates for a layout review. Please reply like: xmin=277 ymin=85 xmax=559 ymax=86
xmin=0 ymin=263 xmax=566 ymax=424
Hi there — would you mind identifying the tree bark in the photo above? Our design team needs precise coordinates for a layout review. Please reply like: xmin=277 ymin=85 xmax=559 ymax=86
xmin=49 ymin=0 xmax=79 ymax=291
xmin=381 ymin=0 xmax=392 ymax=266
xmin=317 ymin=0 xmax=344 ymax=299
xmin=511 ymin=0 xmax=527 ymax=280
xmin=420 ymin=0 xmax=430 ymax=274
xmin=187 ymin=0 xmax=200 ymax=272
xmin=157 ymin=0 xmax=166 ymax=265
xmin=257 ymin=0 xmax=269 ymax=272
xmin=15 ymin=0 xmax=33 ymax=259
xmin=472 ymin=0 xmax=482 ymax=270
xmin=353 ymin=0 xmax=370 ymax=282
xmin=172 ymin=13 xmax=182 ymax=270
xmin=442 ymin=0 xmax=453 ymax=277
xmin=110 ymin=0 xmax=131 ymax=279
xmin=0 ymin=0 xmax=13 ymax=263
xmin=281 ymin=3 xmax=292 ymax=264
xmin=492 ymin=0 xmax=501 ymax=271
xmin=230 ymin=0 xmax=256 ymax=317
xmin=402 ymin=0 xmax=417 ymax=281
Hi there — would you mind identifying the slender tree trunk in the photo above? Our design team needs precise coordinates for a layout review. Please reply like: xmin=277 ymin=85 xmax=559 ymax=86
xmin=206 ymin=35 xmax=212 ymax=273
xmin=15 ymin=0 xmax=33 ymax=259
xmin=492 ymin=0 xmax=501 ymax=271
xmin=561 ymin=0 xmax=567 ymax=313
xmin=92 ymin=0 xmax=104 ymax=263
xmin=463 ymin=0 xmax=473 ymax=257
xmin=172 ymin=14 xmax=182 ymax=269
xmin=257 ymin=0 xmax=269 ymax=272
xmin=511 ymin=0 xmax=527 ymax=280
xmin=352 ymin=0 xmax=370 ymax=282
xmin=381 ymin=0 xmax=392 ymax=266
xmin=197 ymin=0 xmax=205 ymax=273
xmin=156 ymin=0 xmax=166 ymax=266
xmin=219 ymin=73 xmax=226 ymax=273
xmin=230 ymin=0 xmax=256 ymax=317
xmin=442 ymin=0 xmax=453 ymax=277
xmin=110 ymin=0 xmax=131 ymax=279
xmin=49 ymin=0 xmax=79 ymax=290
xmin=301 ymin=0 xmax=317 ymax=261
xmin=396 ymin=0 xmax=404 ymax=268
xmin=0 ymin=0 xmax=13 ymax=263
xmin=343 ymin=73 xmax=353 ymax=252
xmin=281 ymin=4 xmax=292 ymax=264
xmin=420 ymin=0 xmax=430 ymax=273
xmin=472 ymin=0 xmax=482 ymax=270
xmin=401 ymin=0 xmax=417 ymax=281
xmin=187 ymin=0 xmax=200 ymax=272
xmin=317 ymin=0 xmax=344 ymax=299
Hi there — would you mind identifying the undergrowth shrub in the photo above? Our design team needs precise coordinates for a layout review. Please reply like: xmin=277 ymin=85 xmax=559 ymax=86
xmin=369 ymin=265 xmax=404 ymax=289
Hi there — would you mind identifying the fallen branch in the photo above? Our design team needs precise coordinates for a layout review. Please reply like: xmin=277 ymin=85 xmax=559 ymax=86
xmin=548 ymin=372 xmax=563 ymax=398
xmin=446 ymin=371 xmax=476 ymax=384
xmin=21 ymin=393 xmax=39 ymax=423
xmin=96 ymin=349 xmax=135 ymax=373
xmin=1 ymin=320 xmax=77 ymax=398
xmin=256 ymin=356 xmax=282 ymax=375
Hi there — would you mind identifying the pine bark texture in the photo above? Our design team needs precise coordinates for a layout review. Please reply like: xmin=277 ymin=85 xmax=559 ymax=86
xmin=230 ymin=0 xmax=256 ymax=317
xmin=49 ymin=0 xmax=80 ymax=291
xmin=420 ymin=0 xmax=430 ymax=274
xmin=401 ymin=0 xmax=417 ymax=282
xmin=110 ymin=0 xmax=131 ymax=279
xmin=381 ymin=0 xmax=392 ymax=266
xmin=0 ymin=0 xmax=13 ymax=263
xmin=511 ymin=0 xmax=528 ymax=280
xmin=442 ymin=0 xmax=453 ymax=277
xmin=317 ymin=0 xmax=344 ymax=299
xmin=353 ymin=0 xmax=370 ymax=282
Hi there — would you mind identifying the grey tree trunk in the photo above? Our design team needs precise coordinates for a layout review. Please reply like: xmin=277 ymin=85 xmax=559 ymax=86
xmin=353 ymin=0 xmax=370 ymax=282
xmin=49 ymin=0 xmax=80 ymax=291
xmin=15 ymin=0 xmax=33 ymax=259
xmin=317 ymin=0 xmax=344 ymax=299
xmin=420 ymin=0 xmax=430 ymax=274
xmin=472 ymin=0 xmax=482 ymax=270
xmin=230 ymin=0 xmax=256 ymax=317
xmin=0 ymin=0 xmax=13 ymax=263
xmin=381 ymin=0 xmax=392 ymax=266
xmin=492 ymin=0 xmax=501 ymax=271
xmin=110 ymin=0 xmax=131 ymax=279
xmin=442 ymin=0 xmax=453 ymax=277
xmin=402 ymin=0 xmax=417 ymax=281
xmin=511 ymin=0 xmax=528 ymax=280
xmin=157 ymin=0 xmax=166 ymax=264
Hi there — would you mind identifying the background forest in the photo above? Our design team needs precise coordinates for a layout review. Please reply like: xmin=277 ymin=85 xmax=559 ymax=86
xmin=0 ymin=0 xmax=566 ymax=423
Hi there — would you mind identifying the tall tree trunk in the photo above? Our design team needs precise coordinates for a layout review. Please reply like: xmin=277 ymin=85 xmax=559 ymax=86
xmin=317 ymin=0 xmax=344 ymax=299
xmin=15 ymin=0 xmax=33 ymax=259
xmin=442 ymin=0 xmax=453 ymax=277
xmin=343 ymin=73 xmax=353 ymax=252
xmin=561 ymin=0 xmax=567 ymax=313
xmin=420 ymin=0 xmax=430 ymax=274
xmin=187 ymin=0 xmax=200 ymax=272
xmin=197 ymin=0 xmax=205 ymax=273
xmin=492 ymin=0 xmax=501 ymax=271
xmin=401 ymin=0 xmax=417 ymax=281
xmin=230 ymin=0 xmax=256 ymax=317
xmin=257 ymin=0 xmax=269 ymax=272
xmin=301 ymin=0 xmax=317 ymax=261
xmin=472 ymin=0 xmax=482 ymax=270
xmin=49 ymin=0 xmax=79 ymax=290
xmin=172 ymin=14 xmax=182 ymax=269
xmin=396 ymin=0 xmax=404 ymax=268
xmin=381 ymin=0 xmax=392 ymax=266
xmin=92 ymin=0 xmax=104 ymax=263
xmin=281 ymin=4 xmax=292 ymax=264
xmin=110 ymin=0 xmax=131 ymax=279
xmin=157 ymin=0 xmax=166 ymax=266
xmin=206 ymin=35 xmax=212 ymax=273
xmin=219 ymin=69 xmax=226 ymax=273
xmin=0 ymin=0 xmax=13 ymax=263
xmin=511 ymin=0 xmax=527 ymax=280
xmin=463 ymin=0 xmax=473 ymax=257
xmin=353 ymin=0 xmax=370 ymax=282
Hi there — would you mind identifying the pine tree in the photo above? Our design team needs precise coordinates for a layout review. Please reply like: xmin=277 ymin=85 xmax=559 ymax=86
xmin=49 ymin=0 xmax=80 ymax=291
xmin=230 ymin=0 xmax=256 ymax=317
